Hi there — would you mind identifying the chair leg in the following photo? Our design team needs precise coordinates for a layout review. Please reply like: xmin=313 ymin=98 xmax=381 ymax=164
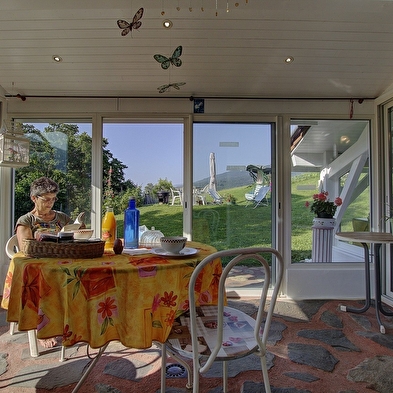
xmin=260 ymin=355 xmax=271 ymax=393
xmin=28 ymin=330 xmax=39 ymax=357
xmin=165 ymin=347 xmax=193 ymax=389
xmin=223 ymin=361 xmax=228 ymax=393
xmin=9 ymin=322 xmax=16 ymax=335
xmin=60 ymin=346 xmax=66 ymax=362
xmin=192 ymin=361 xmax=200 ymax=393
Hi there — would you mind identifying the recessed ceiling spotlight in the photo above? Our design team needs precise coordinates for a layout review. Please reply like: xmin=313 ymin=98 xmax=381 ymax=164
xmin=163 ymin=19 xmax=173 ymax=29
xmin=284 ymin=56 xmax=294 ymax=63
xmin=52 ymin=55 xmax=62 ymax=62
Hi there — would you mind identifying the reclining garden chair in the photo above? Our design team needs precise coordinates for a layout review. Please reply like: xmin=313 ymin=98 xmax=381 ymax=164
xmin=245 ymin=185 xmax=270 ymax=208
xmin=208 ymin=188 xmax=224 ymax=204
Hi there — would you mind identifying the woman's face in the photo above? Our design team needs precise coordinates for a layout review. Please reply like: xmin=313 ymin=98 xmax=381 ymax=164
xmin=33 ymin=193 xmax=58 ymax=211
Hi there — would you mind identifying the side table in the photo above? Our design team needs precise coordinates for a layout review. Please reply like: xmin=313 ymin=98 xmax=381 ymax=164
xmin=335 ymin=232 xmax=393 ymax=334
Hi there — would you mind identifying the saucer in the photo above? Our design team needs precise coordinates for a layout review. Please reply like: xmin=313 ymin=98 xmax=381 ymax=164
xmin=151 ymin=247 xmax=198 ymax=257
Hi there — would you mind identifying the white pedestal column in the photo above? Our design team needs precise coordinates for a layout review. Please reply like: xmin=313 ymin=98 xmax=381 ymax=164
xmin=312 ymin=217 xmax=336 ymax=262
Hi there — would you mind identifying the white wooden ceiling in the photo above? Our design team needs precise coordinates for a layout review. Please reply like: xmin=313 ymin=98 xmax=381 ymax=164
xmin=1 ymin=0 xmax=393 ymax=99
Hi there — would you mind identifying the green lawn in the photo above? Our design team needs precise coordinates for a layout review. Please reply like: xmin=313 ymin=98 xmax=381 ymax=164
xmin=114 ymin=173 xmax=369 ymax=264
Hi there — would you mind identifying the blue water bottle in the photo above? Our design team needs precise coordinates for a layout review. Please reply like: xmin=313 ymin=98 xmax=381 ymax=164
xmin=124 ymin=197 xmax=140 ymax=249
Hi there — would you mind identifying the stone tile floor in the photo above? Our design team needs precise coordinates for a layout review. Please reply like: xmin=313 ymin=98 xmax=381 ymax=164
xmin=1 ymin=266 xmax=393 ymax=392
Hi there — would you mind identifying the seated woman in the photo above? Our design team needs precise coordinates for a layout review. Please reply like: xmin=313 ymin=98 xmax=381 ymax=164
xmin=15 ymin=177 xmax=72 ymax=249
xmin=15 ymin=176 xmax=72 ymax=348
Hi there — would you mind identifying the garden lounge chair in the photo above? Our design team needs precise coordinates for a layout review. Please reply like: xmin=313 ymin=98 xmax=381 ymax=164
xmin=245 ymin=185 xmax=270 ymax=208
xmin=245 ymin=184 xmax=263 ymax=203
xmin=208 ymin=188 xmax=224 ymax=204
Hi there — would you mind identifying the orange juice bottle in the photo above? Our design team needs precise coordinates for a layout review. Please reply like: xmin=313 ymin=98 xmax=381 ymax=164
xmin=102 ymin=207 xmax=117 ymax=250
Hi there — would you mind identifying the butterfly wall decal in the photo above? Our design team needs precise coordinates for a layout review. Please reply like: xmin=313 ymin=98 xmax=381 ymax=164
xmin=154 ymin=46 xmax=183 ymax=69
xmin=157 ymin=82 xmax=186 ymax=93
xmin=117 ymin=7 xmax=144 ymax=36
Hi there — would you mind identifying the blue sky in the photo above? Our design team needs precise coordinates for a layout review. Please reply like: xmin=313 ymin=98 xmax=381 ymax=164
xmin=33 ymin=122 xmax=272 ymax=188
xmin=104 ymin=123 xmax=272 ymax=187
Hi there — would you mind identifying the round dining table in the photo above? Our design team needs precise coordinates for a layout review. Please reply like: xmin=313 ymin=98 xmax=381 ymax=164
xmin=1 ymin=241 xmax=222 ymax=349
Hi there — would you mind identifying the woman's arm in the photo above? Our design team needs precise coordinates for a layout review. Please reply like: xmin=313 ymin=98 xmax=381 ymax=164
xmin=16 ymin=225 xmax=34 ymax=250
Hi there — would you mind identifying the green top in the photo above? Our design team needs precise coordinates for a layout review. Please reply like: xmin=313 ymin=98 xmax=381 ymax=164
xmin=16 ymin=211 xmax=71 ymax=237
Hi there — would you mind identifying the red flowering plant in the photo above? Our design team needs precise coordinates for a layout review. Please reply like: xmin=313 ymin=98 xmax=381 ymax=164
xmin=305 ymin=190 xmax=342 ymax=218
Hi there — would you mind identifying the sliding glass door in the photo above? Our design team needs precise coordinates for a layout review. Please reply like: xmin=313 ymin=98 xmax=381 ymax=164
xmin=192 ymin=123 xmax=274 ymax=251
xmin=290 ymin=119 xmax=370 ymax=263
xmin=14 ymin=121 xmax=93 ymax=227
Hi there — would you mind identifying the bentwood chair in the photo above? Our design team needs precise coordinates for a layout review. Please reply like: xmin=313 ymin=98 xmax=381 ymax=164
xmin=160 ymin=247 xmax=284 ymax=393
xmin=5 ymin=235 xmax=66 ymax=361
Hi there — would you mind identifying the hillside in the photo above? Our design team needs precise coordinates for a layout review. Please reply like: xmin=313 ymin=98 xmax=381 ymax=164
xmin=193 ymin=170 xmax=254 ymax=190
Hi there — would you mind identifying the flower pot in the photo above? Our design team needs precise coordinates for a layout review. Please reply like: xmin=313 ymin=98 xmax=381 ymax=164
xmin=312 ymin=218 xmax=335 ymax=262
xmin=317 ymin=213 xmax=333 ymax=219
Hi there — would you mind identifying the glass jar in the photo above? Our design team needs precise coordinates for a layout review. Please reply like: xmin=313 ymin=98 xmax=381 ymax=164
xmin=139 ymin=227 xmax=164 ymax=248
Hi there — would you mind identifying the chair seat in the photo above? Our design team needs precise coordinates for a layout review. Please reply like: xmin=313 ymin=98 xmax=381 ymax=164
xmin=166 ymin=305 xmax=259 ymax=361
xmin=245 ymin=193 xmax=255 ymax=201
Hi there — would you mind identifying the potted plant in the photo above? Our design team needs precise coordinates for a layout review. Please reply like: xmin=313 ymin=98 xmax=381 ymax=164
xmin=226 ymin=194 xmax=237 ymax=205
xmin=306 ymin=191 xmax=342 ymax=218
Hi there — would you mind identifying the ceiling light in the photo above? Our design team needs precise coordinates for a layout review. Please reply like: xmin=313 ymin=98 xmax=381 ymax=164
xmin=163 ymin=19 xmax=173 ymax=29
xmin=52 ymin=55 xmax=62 ymax=62
xmin=285 ymin=56 xmax=294 ymax=63
xmin=340 ymin=136 xmax=350 ymax=144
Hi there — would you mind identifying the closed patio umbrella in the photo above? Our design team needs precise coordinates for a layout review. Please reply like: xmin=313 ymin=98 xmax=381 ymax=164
xmin=209 ymin=152 xmax=217 ymax=191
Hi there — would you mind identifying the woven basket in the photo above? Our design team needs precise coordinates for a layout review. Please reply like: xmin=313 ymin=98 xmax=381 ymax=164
xmin=22 ymin=239 xmax=105 ymax=259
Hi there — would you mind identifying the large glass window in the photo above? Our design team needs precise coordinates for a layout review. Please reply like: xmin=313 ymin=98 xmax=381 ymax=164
xmin=102 ymin=122 xmax=183 ymax=238
xmin=386 ymin=106 xmax=393 ymax=300
xmin=290 ymin=119 xmax=370 ymax=263
xmin=14 ymin=122 xmax=92 ymax=227
xmin=193 ymin=123 xmax=273 ymax=251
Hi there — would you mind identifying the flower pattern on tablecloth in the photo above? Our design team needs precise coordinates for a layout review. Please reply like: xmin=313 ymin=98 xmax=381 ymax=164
xmin=152 ymin=293 xmax=161 ymax=312
xmin=22 ymin=263 xmax=51 ymax=312
xmin=62 ymin=266 xmax=116 ymax=300
xmin=164 ymin=309 xmax=176 ymax=326
xmin=97 ymin=296 xmax=118 ymax=334
xmin=161 ymin=291 xmax=177 ymax=307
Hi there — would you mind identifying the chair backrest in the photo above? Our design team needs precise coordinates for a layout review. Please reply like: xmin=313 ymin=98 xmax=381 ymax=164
xmin=255 ymin=186 xmax=270 ymax=202
xmin=188 ymin=247 xmax=284 ymax=371
xmin=208 ymin=188 xmax=223 ymax=203
xmin=252 ymin=183 xmax=263 ymax=196
xmin=5 ymin=234 xmax=19 ymax=259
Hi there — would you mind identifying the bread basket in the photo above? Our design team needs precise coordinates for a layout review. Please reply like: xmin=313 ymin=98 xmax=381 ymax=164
xmin=22 ymin=239 xmax=105 ymax=259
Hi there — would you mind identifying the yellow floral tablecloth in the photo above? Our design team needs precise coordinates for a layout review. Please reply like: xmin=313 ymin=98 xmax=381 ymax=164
xmin=1 ymin=241 xmax=221 ymax=349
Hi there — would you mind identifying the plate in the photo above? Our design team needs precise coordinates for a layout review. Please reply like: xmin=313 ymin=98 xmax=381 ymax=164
xmin=151 ymin=247 xmax=198 ymax=257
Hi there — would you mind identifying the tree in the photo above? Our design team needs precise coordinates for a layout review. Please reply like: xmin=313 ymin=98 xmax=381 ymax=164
xmin=14 ymin=123 xmax=139 ymax=224
xmin=152 ymin=178 xmax=174 ymax=194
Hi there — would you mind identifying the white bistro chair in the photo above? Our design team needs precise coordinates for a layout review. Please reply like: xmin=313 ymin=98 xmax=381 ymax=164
xmin=160 ymin=247 xmax=284 ymax=393
xmin=5 ymin=234 xmax=66 ymax=361
xmin=170 ymin=188 xmax=183 ymax=206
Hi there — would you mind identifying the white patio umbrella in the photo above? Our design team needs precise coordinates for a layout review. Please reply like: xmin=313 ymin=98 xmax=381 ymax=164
xmin=209 ymin=152 xmax=217 ymax=191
